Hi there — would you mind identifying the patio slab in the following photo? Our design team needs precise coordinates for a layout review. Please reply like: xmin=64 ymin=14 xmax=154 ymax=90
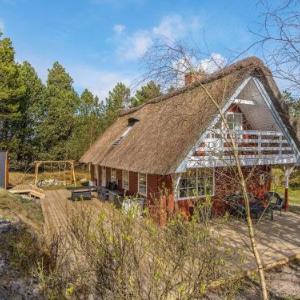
xmin=218 ymin=209 xmax=300 ymax=271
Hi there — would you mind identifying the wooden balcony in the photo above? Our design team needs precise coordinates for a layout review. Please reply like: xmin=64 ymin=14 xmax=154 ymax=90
xmin=187 ymin=129 xmax=296 ymax=168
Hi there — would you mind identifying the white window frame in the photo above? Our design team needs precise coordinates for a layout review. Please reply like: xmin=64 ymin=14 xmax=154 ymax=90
xmin=111 ymin=169 xmax=117 ymax=183
xmin=176 ymin=169 xmax=215 ymax=201
xmin=122 ymin=170 xmax=129 ymax=190
xmin=224 ymin=112 xmax=243 ymax=131
xmin=138 ymin=173 xmax=147 ymax=196
xmin=101 ymin=167 xmax=106 ymax=187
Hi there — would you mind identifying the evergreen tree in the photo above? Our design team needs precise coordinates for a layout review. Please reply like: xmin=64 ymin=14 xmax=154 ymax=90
xmin=0 ymin=34 xmax=26 ymax=162
xmin=36 ymin=62 xmax=79 ymax=160
xmin=130 ymin=81 xmax=161 ymax=107
xmin=283 ymin=90 xmax=300 ymax=117
xmin=105 ymin=82 xmax=130 ymax=126
xmin=66 ymin=89 xmax=105 ymax=159
xmin=10 ymin=61 xmax=45 ymax=167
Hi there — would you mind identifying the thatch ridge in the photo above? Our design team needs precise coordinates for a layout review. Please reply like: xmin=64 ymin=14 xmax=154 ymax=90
xmin=120 ymin=56 xmax=270 ymax=116
xmin=80 ymin=56 xmax=300 ymax=174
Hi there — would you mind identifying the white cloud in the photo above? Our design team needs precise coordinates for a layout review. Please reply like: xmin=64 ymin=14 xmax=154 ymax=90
xmin=0 ymin=19 xmax=5 ymax=33
xmin=153 ymin=15 xmax=199 ymax=41
xmin=199 ymin=53 xmax=227 ymax=73
xmin=118 ymin=30 xmax=153 ymax=61
xmin=113 ymin=24 xmax=126 ymax=34
xmin=115 ymin=14 xmax=201 ymax=61
xmin=69 ymin=65 xmax=133 ymax=99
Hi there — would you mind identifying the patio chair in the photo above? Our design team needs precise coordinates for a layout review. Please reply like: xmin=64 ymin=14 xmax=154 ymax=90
xmin=264 ymin=192 xmax=285 ymax=216
xmin=98 ymin=186 xmax=109 ymax=200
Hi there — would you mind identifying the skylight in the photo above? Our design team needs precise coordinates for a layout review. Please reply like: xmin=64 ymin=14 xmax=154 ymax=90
xmin=112 ymin=118 xmax=139 ymax=146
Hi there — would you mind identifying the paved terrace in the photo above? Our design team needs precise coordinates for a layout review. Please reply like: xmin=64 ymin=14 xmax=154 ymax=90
xmin=41 ymin=189 xmax=300 ymax=272
xmin=218 ymin=209 xmax=300 ymax=271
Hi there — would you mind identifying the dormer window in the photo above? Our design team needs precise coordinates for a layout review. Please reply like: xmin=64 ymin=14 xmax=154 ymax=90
xmin=112 ymin=118 xmax=139 ymax=146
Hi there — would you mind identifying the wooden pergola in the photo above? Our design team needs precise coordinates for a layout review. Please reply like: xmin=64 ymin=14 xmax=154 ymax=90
xmin=34 ymin=160 xmax=77 ymax=187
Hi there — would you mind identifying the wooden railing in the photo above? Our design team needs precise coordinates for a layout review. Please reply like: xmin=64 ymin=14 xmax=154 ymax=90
xmin=187 ymin=129 xmax=296 ymax=167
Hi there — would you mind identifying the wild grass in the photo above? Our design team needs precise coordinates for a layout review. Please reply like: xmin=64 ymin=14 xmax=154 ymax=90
xmin=272 ymin=168 xmax=300 ymax=205
xmin=0 ymin=188 xmax=44 ymax=230
xmin=35 ymin=201 xmax=243 ymax=299
xmin=9 ymin=169 xmax=90 ymax=188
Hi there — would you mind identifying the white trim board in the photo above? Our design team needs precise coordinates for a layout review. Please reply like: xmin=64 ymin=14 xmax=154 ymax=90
xmin=175 ymin=76 xmax=300 ymax=173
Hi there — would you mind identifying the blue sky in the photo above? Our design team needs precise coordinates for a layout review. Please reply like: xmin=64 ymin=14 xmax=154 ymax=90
xmin=0 ymin=0 xmax=283 ymax=98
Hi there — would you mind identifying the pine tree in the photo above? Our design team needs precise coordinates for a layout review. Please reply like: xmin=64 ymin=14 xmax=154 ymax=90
xmin=105 ymin=82 xmax=130 ymax=126
xmin=37 ymin=62 xmax=79 ymax=160
xmin=9 ymin=61 xmax=45 ymax=167
xmin=66 ymin=89 xmax=105 ymax=159
xmin=0 ymin=34 xmax=26 ymax=161
xmin=130 ymin=81 xmax=161 ymax=107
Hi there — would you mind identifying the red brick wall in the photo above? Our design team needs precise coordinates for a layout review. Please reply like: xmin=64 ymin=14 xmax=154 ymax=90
xmin=106 ymin=167 xmax=111 ymax=183
xmin=213 ymin=165 xmax=271 ymax=214
xmin=129 ymin=171 xmax=138 ymax=194
xmin=96 ymin=165 xmax=271 ymax=225
xmin=150 ymin=165 xmax=272 ymax=223
xmin=117 ymin=169 xmax=122 ymax=190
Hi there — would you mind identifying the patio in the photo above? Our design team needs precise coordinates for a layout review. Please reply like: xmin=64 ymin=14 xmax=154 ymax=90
xmin=218 ymin=206 xmax=300 ymax=271
xmin=41 ymin=189 xmax=300 ymax=273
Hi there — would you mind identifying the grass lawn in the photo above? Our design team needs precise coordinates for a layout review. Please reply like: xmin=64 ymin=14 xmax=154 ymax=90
xmin=272 ymin=168 xmax=300 ymax=206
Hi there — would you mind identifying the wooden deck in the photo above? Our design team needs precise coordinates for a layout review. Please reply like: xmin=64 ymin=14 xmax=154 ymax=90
xmin=41 ymin=189 xmax=103 ymax=238
xmin=40 ymin=189 xmax=300 ymax=272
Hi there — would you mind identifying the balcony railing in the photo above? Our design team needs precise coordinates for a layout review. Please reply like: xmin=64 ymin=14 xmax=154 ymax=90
xmin=187 ymin=129 xmax=296 ymax=168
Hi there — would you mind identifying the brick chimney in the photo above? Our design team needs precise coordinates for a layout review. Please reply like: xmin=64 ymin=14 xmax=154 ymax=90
xmin=184 ymin=70 xmax=206 ymax=86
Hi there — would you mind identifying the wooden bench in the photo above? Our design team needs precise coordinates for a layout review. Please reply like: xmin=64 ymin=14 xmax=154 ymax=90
xmin=71 ymin=188 xmax=92 ymax=201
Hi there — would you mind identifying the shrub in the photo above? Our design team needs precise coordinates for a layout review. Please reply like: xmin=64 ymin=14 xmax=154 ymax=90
xmin=37 ymin=200 xmax=242 ymax=299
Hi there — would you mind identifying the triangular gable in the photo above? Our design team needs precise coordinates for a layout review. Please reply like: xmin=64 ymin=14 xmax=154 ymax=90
xmin=176 ymin=76 xmax=300 ymax=173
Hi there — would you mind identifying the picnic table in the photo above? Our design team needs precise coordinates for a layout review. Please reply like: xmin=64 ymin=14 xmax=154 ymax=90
xmin=70 ymin=188 xmax=92 ymax=201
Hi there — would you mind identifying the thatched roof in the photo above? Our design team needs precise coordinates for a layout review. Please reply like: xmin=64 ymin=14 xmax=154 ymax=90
xmin=80 ymin=56 xmax=300 ymax=174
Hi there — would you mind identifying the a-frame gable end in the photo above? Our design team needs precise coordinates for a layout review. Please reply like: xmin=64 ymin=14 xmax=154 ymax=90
xmin=252 ymin=77 xmax=300 ymax=163
xmin=176 ymin=76 xmax=300 ymax=173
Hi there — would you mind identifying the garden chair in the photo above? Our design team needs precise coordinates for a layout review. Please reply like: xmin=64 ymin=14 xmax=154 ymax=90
xmin=264 ymin=192 xmax=285 ymax=216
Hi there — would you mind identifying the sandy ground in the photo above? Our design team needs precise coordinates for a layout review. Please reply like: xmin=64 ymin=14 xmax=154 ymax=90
xmin=237 ymin=259 xmax=300 ymax=299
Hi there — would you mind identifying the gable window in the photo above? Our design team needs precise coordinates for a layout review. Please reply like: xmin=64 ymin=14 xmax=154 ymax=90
xmin=101 ymin=167 xmax=106 ymax=187
xmin=111 ymin=169 xmax=117 ymax=183
xmin=176 ymin=169 xmax=214 ymax=200
xmin=138 ymin=173 xmax=147 ymax=196
xmin=122 ymin=170 xmax=129 ymax=190
xmin=225 ymin=112 xmax=243 ymax=131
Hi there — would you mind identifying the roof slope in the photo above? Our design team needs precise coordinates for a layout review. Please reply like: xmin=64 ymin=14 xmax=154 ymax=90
xmin=80 ymin=57 xmax=298 ymax=174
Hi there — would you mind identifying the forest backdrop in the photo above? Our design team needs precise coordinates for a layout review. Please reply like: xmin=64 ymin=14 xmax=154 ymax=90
xmin=0 ymin=33 xmax=162 ymax=169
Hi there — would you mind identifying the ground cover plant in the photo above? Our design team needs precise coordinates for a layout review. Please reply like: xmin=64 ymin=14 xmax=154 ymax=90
xmin=36 ymin=200 xmax=243 ymax=299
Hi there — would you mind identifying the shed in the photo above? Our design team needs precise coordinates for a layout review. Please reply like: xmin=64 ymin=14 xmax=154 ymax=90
xmin=0 ymin=151 xmax=9 ymax=189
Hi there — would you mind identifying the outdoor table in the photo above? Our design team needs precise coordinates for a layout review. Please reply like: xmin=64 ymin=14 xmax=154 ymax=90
xmin=71 ymin=188 xmax=92 ymax=201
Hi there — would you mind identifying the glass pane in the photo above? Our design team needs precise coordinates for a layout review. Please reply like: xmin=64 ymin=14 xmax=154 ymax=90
xmin=179 ymin=188 xmax=187 ymax=198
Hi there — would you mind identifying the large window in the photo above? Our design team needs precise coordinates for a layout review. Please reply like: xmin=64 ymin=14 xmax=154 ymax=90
xmin=226 ymin=112 xmax=243 ymax=131
xmin=111 ymin=169 xmax=117 ymax=183
xmin=176 ymin=169 xmax=214 ymax=200
xmin=122 ymin=170 xmax=129 ymax=190
xmin=138 ymin=173 xmax=147 ymax=196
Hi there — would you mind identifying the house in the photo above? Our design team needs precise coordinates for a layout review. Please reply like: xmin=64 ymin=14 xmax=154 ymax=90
xmin=80 ymin=57 xmax=300 ymax=224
